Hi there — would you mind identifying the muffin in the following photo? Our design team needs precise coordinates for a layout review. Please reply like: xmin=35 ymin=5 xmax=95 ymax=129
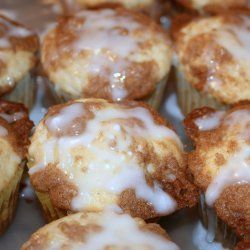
xmin=0 ymin=15 xmax=39 ymax=109
xmin=174 ymin=13 xmax=250 ymax=115
xmin=175 ymin=0 xmax=250 ymax=14
xmin=57 ymin=0 xmax=170 ymax=22
xmin=41 ymin=8 xmax=172 ymax=109
xmin=28 ymin=98 xmax=198 ymax=221
xmin=184 ymin=102 xmax=250 ymax=247
xmin=21 ymin=210 xmax=180 ymax=250
xmin=0 ymin=100 xmax=34 ymax=234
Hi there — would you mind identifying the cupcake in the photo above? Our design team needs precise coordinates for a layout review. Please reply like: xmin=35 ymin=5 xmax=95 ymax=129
xmin=175 ymin=0 xmax=250 ymax=14
xmin=41 ymin=8 xmax=172 ymax=109
xmin=174 ymin=13 xmax=250 ymax=115
xmin=184 ymin=102 xmax=250 ymax=247
xmin=0 ymin=100 xmax=33 ymax=234
xmin=57 ymin=0 xmax=170 ymax=22
xmin=0 ymin=15 xmax=39 ymax=109
xmin=21 ymin=210 xmax=180 ymax=250
xmin=28 ymin=98 xmax=198 ymax=221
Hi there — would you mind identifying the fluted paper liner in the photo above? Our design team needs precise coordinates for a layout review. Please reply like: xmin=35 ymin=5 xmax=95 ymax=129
xmin=176 ymin=68 xmax=227 ymax=115
xmin=0 ymin=164 xmax=23 ymax=234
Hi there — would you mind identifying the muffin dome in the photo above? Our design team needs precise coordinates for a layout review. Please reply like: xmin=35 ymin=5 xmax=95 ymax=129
xmin=0 ymin=15 xmax=38 ymax=95
xmin=28 ymin=99 xmax=198 ymax=221
xmin=0 ymin=100 xmax=34 ymax=234
xmin=175 ymin=14 xmax=250 ymax=105
xmin=21 ymin=210 xmax=180 ymax=250
xmin=184 ymin=102 xmax=250 ymax=239
xmin=0 ymin=101 xmax=34 ymax=182
xmin=61 ymin=0 xmax=154 ymax=9
xmin=176 ymin=0 xmax=250 ymax=13
xmin=41 ymin=8 xmax=172 ymax=101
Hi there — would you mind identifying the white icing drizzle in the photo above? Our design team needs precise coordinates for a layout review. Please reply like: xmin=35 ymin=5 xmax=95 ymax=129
xmin=224 ymin=109 xmax=250 ymax=138
xmin=206 ymin=147 xmax=250 ymax=206
xmin=193 ymin=221 xmax=230 ymax=250
xmin=205 ymin=109 xmax=250 ymax=206
xmin=194 ymin=111 xmax=225 ymax=131
xmin=0 ymin=112 xmax=24 ymax=123
xmin=201 ymin=15 xmax=250 ymax=91
xmin=0 ymin=125 xmax=8 ymax=136
xmin=73 ymin=211 xmax=179 ymax=250
xmin=41 ymin=210 xmax=179 ymax=250
xmin=0 ymin=15 xmax=33 ymax=48
xmin=30 ymin=101 xmax=182 ymax=214
xmin=216 ymin=16 xmax=250 ymax=61
xmin=205 ymin=58 xmax=222 ymax=91
xmin=46 ymin=102 xmax=84 ymax=135
xmin=64 ymin=9 xmax=143 ymax=101
xmin=202 ymin=47 xmax=222 ymax=91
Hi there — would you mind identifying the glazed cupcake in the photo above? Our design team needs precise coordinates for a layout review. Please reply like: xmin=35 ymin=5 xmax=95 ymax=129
xmin=0 ymin=100 xmax=33 ymax=234
xmin=28 ymin=98 xmax=198 ymax=221
xmin=0 ymin=15 xmax=39 ymax=109
xmin=57 ymin=0 xmax=170 ymax=22
xmin=41 ymin=8 xmax=172 ymax=109
xmin=175 ymin=0 xmax=250 ymax=14
xmin=174 ymin=13 xmax=250 ymax=115
xmin=21 ymin=210 xmax=180 ymax=250
xmin=184 ymin=102 xmax=250 ymax=247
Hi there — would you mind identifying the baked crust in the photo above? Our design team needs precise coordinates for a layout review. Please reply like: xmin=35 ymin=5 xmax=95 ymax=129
xmin=54 ymin=0 xmax=170 ymax=21
xmin=0 ymin=100 xmax=33 ymax=191
xmin=0 ymin=100 xmax=34 ymax=158
xmin=29 ymin=99 xmax=198 ymax=220
xmin=235 ymin=240 xmax=250 ymax=250
xmin=41 ymin=8 xmax=172 ymax=101
xmin=21 ymin=211 xmax=179 ymax=250
xmin=0 ymin=15 xmax=39 ymax=95
xmin=176 ymin=0 xmax=250 ymax=13
xmin=175 ymin=14 xmax=250 ymax=104
xmin=184 ymin=102 xmax=250 ymax=239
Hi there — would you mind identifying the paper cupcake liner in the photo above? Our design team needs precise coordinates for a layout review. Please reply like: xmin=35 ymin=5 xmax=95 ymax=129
xmin=176 ymin=68 xmax=227 ymax=115
xmin=142 ymin=75 xmax=168 ymax=110
xmin=2 ymin=73 xmax=35 ymax=110
xmin=199 ymin=193 xmax=237 ymax=249
xmin=35 ymin=191 xmax=66 ymax=222
xmin=0 ymin=164 xmax=24 ymax=234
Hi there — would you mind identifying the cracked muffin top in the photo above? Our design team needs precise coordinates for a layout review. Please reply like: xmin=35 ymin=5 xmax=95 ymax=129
xmin=175 ymin=0 xmax=250 ymax=14
xmin=41 ymin=8 xmax=172 ymax=101
xmin=175 ymin=14 xmax=250 ymax=105
xmin=0 ymin=15 xmax=38 ymax=95
xmin=184 ymin=102 xmax=250 ymax=239
xmin=28 ymin=98 xmax=198 ymax=220
xmin=0 ymin=100 xmax=34 ymax=191
xmin=21 ymin=210 xmax=180 ymax=250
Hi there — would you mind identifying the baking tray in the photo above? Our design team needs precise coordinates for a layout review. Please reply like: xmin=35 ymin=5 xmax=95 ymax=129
xmin=0 ymin=1 xmax=229 ymax=249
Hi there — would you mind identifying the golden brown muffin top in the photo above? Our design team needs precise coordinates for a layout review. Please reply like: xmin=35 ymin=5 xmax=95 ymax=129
xmin=0 ymin=15 xmax=39 ymax=95
xmin=0 ymin=14 xmax=38 ymax=52
xmin=29 ymin=98 xmax=198 ymax=220
xmin=60 ymin=0 xmax=154 ymax=10
xmin=184 ymin=102 xmax=250 ymax=238
xmin=0 ymin=100 xmax=34 ymax=158
xmin=41 ymin=8 xmax=172 ymax=101
xmin=21 ymin=211 xmax=180 ymax=250
xmin=175 ymin=14 xmax=250 ymax=104
xmin=176 ymin=0 xmax=250 ymax=13
xmin=0 ymin=100 xmax=34 ymax=191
